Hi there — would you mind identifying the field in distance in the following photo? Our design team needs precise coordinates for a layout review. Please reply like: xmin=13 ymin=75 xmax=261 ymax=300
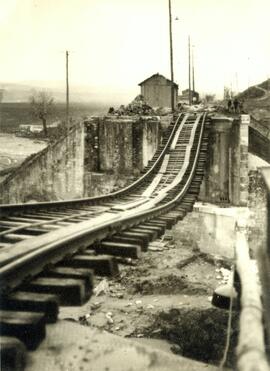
xmin=0 ymin=102 xmax=109 ymax=133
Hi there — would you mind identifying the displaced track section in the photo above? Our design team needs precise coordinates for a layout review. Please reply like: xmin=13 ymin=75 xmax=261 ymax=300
xmin=0 ymin=112 xmax=210 ymax=363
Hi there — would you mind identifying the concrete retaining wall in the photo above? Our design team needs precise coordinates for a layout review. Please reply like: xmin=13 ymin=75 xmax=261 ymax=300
xmin=0 ymin=116 xmax=162 ymax=203
xmin=0 ymin=123 xmax=85 ymax=204
xmin=174 ymin=202 xmax=249 ymax=259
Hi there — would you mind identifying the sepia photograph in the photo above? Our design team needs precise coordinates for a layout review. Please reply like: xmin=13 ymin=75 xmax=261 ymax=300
xmin=0 ymin=0 xmax=270 ymax=370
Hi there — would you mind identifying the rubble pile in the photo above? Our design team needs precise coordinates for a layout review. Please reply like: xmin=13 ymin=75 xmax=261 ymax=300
xmin=108 ymin=95 xmax=155 ymax=116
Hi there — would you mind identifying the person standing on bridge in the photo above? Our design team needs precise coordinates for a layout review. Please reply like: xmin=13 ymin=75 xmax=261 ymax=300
xmin=233 ymin=98 xmax=239 ymax=113
xmin=239 ymin=100 xmax=244 ymax=113
xmin=227 ymin=99 xmax=232 ymax=112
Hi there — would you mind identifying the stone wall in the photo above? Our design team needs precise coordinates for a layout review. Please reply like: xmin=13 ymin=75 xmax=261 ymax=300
xmin=0 ymin=123 xmax=85 ymax=204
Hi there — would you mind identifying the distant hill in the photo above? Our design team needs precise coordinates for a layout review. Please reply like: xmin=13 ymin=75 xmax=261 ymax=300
xmin=238 ymin=79 xmax=270 ymax=100
xmin=0 ymin=83 xmax=35 ymax=103
xmin=0 ymin=81 xmax=133 ymax=104
xmin=237 ymin=79 xmax=270 ymax=123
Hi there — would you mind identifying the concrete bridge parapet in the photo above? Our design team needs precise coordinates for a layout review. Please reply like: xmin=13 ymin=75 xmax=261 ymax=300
xmin=0 ymin=116 xmax=162 ymax=204
xmin=0 ymin=122 xmax=85 ymax=204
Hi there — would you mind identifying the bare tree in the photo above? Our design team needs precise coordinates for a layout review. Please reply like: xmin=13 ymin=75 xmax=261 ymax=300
xmin=0 ymin=89 xmax=4 ymax=103
xmin=29 ymin=90 xmax=54 ymax=136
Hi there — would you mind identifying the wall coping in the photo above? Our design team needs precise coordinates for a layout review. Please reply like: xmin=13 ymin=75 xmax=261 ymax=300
xmin=0 ymin=122 xmax=83 ymax=187
xmin=211 ymin=115 xmax=234 ymax=122
xmin=193 ymin=202 xmax=249 ymax=218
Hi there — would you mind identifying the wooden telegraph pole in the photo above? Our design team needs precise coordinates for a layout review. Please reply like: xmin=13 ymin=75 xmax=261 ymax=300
xmin=168 ymin=0 xmax=175 ymax=112
xmin=66 ymin=50 xmax=70 ymax=133
xmin=188 ymin=36 xmax=192 ymax=105
xmin=192 ymin=44 xmax=195 ymax=101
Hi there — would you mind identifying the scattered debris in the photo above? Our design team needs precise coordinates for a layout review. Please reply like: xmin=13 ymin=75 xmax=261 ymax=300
xmin=78 ymin=313 xmax=91 ymax=325
xmin=105 ymin=312 xmax=114 ymax=324
xmin=125 ymin=302 xmax=133 ymax=307
xmin=171 ymin=344 xmax=183 ymax=355
xmin=63 ymin=318 xmax=77 ymax=323
xmin=148 ymin=242 xmax=164 ymax=251
xmin=90 ymin=302 xmax=102 ymax=310
xmin=162 ymin=234 xmax=174 ymax=241
xmin=108 ymin=95 xmax=155 ymax=116
xmin=116 ymin=257 xmax=134 ymax=265
xmin=151 ymin=328 xmax=162 ymax=334
xmin=94 ymin=279 xmax=110 ymax=296
xmin=58 ymin=226 xmax=236 ymax=367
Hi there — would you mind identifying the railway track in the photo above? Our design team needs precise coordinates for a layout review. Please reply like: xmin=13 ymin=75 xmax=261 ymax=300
xmin=0 ymin=112 xmax=210 ymax=368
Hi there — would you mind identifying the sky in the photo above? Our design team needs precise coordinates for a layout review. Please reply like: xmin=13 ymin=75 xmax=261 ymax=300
xmin=0 ymin=0 xmax=270 ymax=102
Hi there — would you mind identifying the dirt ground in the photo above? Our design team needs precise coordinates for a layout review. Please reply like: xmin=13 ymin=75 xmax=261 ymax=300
xmin=0 ymin=133 xmax=46 ymax=171
xmin=59 ymin=221 xmax=238 ymax=369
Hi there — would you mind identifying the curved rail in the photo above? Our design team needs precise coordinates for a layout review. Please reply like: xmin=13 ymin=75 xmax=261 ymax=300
xmin=0 ymin=114 xmax=184 ymax=215
xmin=0 ymin=113 xmax=208 ymax=293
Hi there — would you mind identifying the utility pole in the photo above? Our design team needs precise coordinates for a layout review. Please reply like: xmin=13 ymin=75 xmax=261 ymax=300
xmin=235 ymin=72 xmax=239 ymax=95
xmin=168 ymin=0 xmax=175 ymax=112
xmin=188 ymin=36 xmax=192 ymax=105
xmin=192 ymin=45 xmax=195 ymax=102
xmin=66 ymin=50 xmax=70 ymax=133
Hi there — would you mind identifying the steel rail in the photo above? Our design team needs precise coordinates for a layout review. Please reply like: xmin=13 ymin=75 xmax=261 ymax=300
xmin=0 ymin=114 xmax=185 ymax=215
xmin=0 ymin=114 xmax=196 ymax=253
xmin=0 ymin=113 xmax=207 ymax=293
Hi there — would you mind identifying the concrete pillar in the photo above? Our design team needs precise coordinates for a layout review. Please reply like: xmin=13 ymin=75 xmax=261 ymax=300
xmin=199 ymin=115 xmax=249 ymax=206
xmin=200 ymin=116 xmax=233 ymax=203
xmin=239 ymin=115 xmax=249 ymax=205
xmin=230 ymin=115 xmax=249 ymax=206
xmin=83 ymin=116 xmax=162 ymax=197
xmin=141 ymin=117 xmax=161 ymax=168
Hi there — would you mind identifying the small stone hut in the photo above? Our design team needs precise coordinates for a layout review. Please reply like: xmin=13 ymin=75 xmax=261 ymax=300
xmin=138 ymin=73 xmax=178 ymax=108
